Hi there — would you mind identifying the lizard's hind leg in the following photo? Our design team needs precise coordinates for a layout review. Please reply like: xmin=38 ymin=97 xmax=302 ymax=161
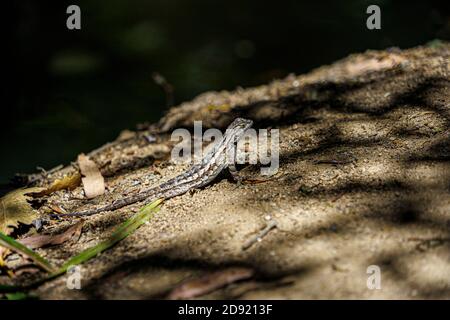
xmin=228 ymin=164 xmax=243 ymax=185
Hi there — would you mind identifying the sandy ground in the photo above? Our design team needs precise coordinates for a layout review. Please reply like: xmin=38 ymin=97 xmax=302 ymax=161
xmin=2 ymin=43 xmax=449 ymax=299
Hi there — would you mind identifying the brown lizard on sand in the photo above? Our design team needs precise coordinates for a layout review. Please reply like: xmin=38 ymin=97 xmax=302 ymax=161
xmin=52 ymin=118 xmax=254 ymax=218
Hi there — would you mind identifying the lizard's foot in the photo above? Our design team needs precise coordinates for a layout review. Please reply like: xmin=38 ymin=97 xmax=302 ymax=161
xmin=32 ymin=217 xmax=50 ymax=231
xmin=228 ymin=164 xmax=244 ymax=186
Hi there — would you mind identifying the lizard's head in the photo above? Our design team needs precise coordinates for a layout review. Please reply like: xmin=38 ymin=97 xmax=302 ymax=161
xmin=225 ymin=118 xmax=253 ymax=143
xmin=227 ymin=118 xmax=253 ymax=132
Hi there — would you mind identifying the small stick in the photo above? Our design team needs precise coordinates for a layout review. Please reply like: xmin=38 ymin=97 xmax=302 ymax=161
xmin=313 ymin=159 xmax=351 ymax=165
xmin=47 ymin=164 xmax=64 ymax=175
xmin=242 ymin=220 xmax=278 ymax=250
xmin=152 ymin=72 xmax=174 ymax=108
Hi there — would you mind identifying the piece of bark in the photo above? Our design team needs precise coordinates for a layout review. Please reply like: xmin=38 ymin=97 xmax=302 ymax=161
xmin=19 ymin=220 xmax=83 ymax=249
xmin=77 ymin=154 xmax=105 ymax=199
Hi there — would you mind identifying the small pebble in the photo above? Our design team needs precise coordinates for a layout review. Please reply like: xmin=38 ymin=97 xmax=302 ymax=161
xmin=145 ymin=134 xmax=157 ymax=143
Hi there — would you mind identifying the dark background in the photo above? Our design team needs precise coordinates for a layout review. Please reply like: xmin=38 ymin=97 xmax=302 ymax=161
xmin=4 ymin=0 xmax=449 ymax=185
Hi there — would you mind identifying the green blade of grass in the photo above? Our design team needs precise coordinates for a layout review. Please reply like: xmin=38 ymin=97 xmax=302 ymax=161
xmin=0 ymin=232 xmax=56 ymax=273
xmin=4 ymin=292 xmax=36 ymax=300
xmin=56 ymin=198 xmax=163 ymax=275
xmin=0 ymin=198 xmax=163 ymax=292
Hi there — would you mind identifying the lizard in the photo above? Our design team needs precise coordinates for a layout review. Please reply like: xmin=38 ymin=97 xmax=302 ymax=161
xmin=52 ymin=118 xmax=254 ymax=218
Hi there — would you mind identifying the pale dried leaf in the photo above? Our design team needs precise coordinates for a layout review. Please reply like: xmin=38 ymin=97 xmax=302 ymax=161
xmin=0 ymin=246 xmax=9 ymax=267
xmin=78 ymin=154 xmax=105 ymax=199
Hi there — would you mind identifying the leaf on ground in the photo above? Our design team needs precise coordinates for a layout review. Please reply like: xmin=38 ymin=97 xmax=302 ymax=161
xmin=46 ymin=204 xmax=67 ymax=214
xmin=0 ymin=188 xmax=44 ymax=235
xmin=0 ymin=246 xmax=9 ymax=267
xmin=77 ymin=154 xmax=105 ymax=199
xmin=19 ymin=220 xmax=83 ymax=249
xmin=30 ymin=173 xmax=81 ymax=198
xmin=167 ymin=267 xmax=255 ymax=299
xmin=0 ymin=232 xmax=56 ymax=273
xmin=0 ymin=199 xmax=163 ymax=292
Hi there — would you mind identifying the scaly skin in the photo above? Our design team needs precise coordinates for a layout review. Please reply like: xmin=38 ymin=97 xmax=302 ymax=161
xmin=54 ymin=118 xmax=253 ymax=217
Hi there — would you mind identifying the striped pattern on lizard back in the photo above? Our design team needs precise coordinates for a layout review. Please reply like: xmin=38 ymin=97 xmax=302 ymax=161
xmin=55 ymin=118 xmax=253 ymax=217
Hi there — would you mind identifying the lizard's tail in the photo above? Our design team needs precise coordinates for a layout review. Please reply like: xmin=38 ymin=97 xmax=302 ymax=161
xmin=50 ymin=189 xmax=162 ymax=218
xmin=49 ymin=207 xmax=107 ymax=218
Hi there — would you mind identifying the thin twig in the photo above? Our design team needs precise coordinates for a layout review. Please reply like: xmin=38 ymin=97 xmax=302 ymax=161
xmin=152 ymin=72 xmax=174 ymax=108
xmin=242 ymin=220 xmax=278 ymax=250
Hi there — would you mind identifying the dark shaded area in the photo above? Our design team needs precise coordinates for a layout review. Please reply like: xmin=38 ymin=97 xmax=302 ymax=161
xmin=4 ymin=0 xmax=448 ymax=184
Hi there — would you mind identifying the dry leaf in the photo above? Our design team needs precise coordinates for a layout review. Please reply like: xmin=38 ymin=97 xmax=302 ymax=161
xmin=0 ymin=188 xmax=43 ymax=235
xmin=30 ymin=173 xmax=81 ymax=197
xmin=0 ymin=246 xmax=9 ymax=267
xmin=78 ymin=154 xmax=105 ymax=199
xmin=167 ymin=267 xmax=254 ymax=299
xmin=47 ymin=203 xmax=67 ymax=214
xmin=19 ymin=220 xmax=83 ymax=249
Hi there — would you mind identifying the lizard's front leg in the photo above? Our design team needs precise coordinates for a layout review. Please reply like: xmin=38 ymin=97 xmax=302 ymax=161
xmin=228 ymin=163 xmax=243 ymax=185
